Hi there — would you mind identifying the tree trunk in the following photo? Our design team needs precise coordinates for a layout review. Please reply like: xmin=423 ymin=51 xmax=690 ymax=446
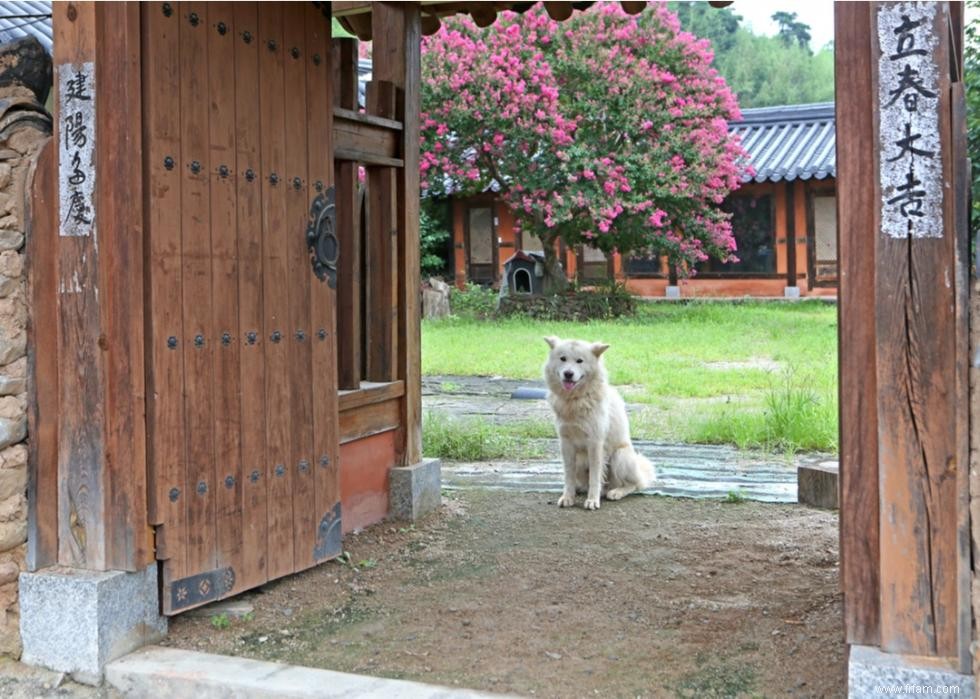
xmin=540 ymin=234 xmax=569 ymax=295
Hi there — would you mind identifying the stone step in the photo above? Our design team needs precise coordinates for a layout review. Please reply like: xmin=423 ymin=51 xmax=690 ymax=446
xmin=106 ymin=646 xmax=513 ymax=699
xmin=797 ymin=461 xmax=839 ymax=509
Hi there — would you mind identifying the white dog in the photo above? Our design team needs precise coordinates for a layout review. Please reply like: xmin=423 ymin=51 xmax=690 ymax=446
xmin=543 ymin=337 xmax=656 ymax=510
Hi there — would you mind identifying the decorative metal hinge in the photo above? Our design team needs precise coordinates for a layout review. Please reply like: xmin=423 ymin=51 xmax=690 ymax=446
xmin=169 ymin=566 xmax=235 ymax=612
xmin=313 ymin=501 xmax=342 ymax=563
xmin=306 ymin=186 xmax=338 ymax=287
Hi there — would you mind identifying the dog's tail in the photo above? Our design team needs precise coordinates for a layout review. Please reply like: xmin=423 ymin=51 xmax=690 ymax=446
xmin=612 ymin=446 xmax=656 ymax=489
xmin=632 ymin=450 xmax=657 ymax=490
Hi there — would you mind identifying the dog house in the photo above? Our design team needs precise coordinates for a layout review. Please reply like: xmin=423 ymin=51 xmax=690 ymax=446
xmin=503 ymin=250 xmax=545 ymax=296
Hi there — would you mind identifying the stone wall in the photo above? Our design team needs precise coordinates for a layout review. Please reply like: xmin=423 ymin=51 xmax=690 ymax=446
xmin=0 ymin=83 xmax=52 ymax=658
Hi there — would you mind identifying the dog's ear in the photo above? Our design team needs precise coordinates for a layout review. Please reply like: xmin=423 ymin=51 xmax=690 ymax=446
xmin=544 ymin=336 xmax=560 ymax=349
xmin=591 ymin=342 xmax=610 ymax=357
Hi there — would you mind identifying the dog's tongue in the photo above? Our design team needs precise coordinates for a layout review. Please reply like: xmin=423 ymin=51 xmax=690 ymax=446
xmin=562 ymin=380 xmax=576 ymax=391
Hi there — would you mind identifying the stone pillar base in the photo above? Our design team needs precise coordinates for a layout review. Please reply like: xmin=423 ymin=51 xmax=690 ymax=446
xmin=784 ymin=286 xmax=801 ymax=298
xmin=665 ymin=285 xmax=680 ymax=299
xmin=797 ymin=462 xmax=839 ymax=509
xmin=19 ymin=564 xmax=166 ymax=685
xmin=848 ymin=646 xmax=975 ymax=698
xmin=389 ymin=458 xmax=441 ymax=521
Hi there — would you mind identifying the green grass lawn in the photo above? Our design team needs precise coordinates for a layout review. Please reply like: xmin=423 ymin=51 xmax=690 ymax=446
xmin=422 ymin=301 xmax=839 ymax=454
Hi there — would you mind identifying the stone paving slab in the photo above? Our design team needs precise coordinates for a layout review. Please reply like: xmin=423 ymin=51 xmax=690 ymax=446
xmin=105 ymin=646 xmax=515 ymax=699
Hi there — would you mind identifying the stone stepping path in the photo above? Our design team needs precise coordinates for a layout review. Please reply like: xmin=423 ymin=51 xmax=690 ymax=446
xmin=442 ymin=440 xmax=813 ymax=503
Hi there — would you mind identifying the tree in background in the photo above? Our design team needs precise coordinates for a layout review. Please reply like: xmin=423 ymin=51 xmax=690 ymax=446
xmin=669 ymin=2 xmax=833 ymax=108
xmin=421 ymin=4 xmax=746 ymax=291
xmin=772 ymin=11 xmax=813 ymax=53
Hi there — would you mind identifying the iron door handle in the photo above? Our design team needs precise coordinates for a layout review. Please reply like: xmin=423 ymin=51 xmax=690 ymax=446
xmin=306 ymin=186 xmax=338 ymax=287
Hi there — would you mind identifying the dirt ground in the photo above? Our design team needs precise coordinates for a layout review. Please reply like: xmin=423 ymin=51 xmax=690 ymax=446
xmin=165 ymin=489 xmax=843 ymax=698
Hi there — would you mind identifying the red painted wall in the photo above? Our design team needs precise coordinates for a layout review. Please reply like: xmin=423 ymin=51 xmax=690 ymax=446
xmin=339 ymin=430 xmax=396 ymax=534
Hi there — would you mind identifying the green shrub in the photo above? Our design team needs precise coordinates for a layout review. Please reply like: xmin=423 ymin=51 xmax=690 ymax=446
xmin=449 ymin=282 xmax=498 ymax=320
xmin=420 ymin=206 xmax=450 ymax=278
xmin=497 ymin=281 xmax=635 ymax=321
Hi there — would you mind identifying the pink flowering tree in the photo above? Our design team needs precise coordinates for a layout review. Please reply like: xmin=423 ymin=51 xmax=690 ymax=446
xmin=421 ymin=2 xmax=747 ymax=291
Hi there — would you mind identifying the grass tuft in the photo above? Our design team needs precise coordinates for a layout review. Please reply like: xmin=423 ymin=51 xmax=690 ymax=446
xmin=423 ymin=412 xmax=550 ymax=461
xmin=676 ymin=372 xmax=838 ymax=454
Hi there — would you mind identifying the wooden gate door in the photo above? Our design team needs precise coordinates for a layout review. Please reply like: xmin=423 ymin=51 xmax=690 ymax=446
xmin=141 ymin=2 xmax=341 ymax=614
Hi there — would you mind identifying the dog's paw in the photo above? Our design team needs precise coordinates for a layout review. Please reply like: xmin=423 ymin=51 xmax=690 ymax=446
xmin=605 ymin=487 xmax=631 ymax=501
xmin=583 ymin=496 xmax=601 ymax=510
xmin=557 ymin=492 xmax=576 ymax=508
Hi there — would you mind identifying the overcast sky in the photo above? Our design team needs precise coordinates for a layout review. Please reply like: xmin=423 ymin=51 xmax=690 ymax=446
xmin=726 ymin=0 xmax=836 ymax=51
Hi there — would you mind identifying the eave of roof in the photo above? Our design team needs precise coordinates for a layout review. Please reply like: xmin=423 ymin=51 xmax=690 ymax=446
xmin=729 ymin=101 xmax=836 ymax=183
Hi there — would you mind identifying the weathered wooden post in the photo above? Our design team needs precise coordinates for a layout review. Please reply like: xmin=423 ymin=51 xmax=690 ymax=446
xmin=837 ymin=1 xmax=974 ymax=693
xmin=19 ymin=1 xmax=165 ymax=684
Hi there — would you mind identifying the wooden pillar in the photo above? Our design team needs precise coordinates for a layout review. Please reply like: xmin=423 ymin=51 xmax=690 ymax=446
xmin=372 ymin=1 xmax=421 ymax=466
xmin=52 ymin=1 xmax=149 ymax=571
xmin=837 ymin=1 xmax=970 ymax=669
xmin=363 ymin=79 xmax=398 ymax=383
xmin=333 ymin=38 xmax=361 ymax=390
xmin=836 ymin=0 xmax=881 ymax=649
xmin=784 ymin=180 xmax=797 ymax=288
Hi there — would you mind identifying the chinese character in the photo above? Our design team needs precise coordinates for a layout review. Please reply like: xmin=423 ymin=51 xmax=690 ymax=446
xmin=64 ymin=69 xmax=92 ymax=102
xmin=887 ymin=168 xmax=927 ymax=218
xmin=67 ymin=151 xmax=86 ymax=186
xmin=890 ymin=14 xmax=927 ymax=60
xmin=886 ymin=122 xmax=935 ymax=162
xmin=886 ymin=63 xmax=938 ymax=107
xmin=64 ymin=112 xmax=87 ymax=150
xmin=903 ymin=92 xmax=919 ymax=113
xmin=67 ymin=189 xmax=92 ymax=226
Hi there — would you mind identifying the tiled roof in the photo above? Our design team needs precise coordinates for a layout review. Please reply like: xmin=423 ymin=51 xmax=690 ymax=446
xmin=0 ymin=1 xmax=52 ymax=53
xmin=730 ymin=102 xmax=836 ymax=183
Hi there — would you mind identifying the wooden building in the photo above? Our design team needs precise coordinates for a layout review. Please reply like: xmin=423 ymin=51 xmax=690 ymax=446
xmin=4 ymin=0 xmax=978 ymax=693
xmin=449 ymin=102 xmax=839 ymax=298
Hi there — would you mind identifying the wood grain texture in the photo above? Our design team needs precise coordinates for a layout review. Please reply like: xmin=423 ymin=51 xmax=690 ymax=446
xmin=364 ymin=80 xmax=398 ymax=383
xmin=232 ymin=0 xmax=269 ymax=595
xmin=207 ymin=1 xmax=244 ymax=594
xmin=282 ymin=4 xmax=316 ymax=571
xmin=178 ymin=1 xmax=217 ymax=579
xmin=53 ymin=1 xmax=151 ymax=571
xmin=97 ymin=0 xmax=150 ymax=572
xmin=26 ymin=139 xmax=57 ymax=571
xmin=388 ymin=4 xmax=423 ymax=466
xmin=141 ymin=0 xmax=187 ymax=575
xmin=334 ymin=38 xmax=361 ymax=390
xmin=338 ymin=380 xmax=404 ymax=411
xmin=874 ymin=2 xmax=957 ymax=657
xmin=55 ymin=0 xmax=106 ymax=570
xmin=949 ymin=82 xmax=972 ymax=674
xmin=305 ymin=3 xmax=341 ymax=565
xmin=339 ymin=398 xmax=401 ymax=444
xmin=834 ymin=0 xmax=880 ymax=646
xmin=258 ymin=3 xmax=295 ymax=580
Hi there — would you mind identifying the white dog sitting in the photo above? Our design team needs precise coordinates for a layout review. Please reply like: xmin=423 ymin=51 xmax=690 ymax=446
xmin=543 ymin=336 xmax=656 ymax=510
